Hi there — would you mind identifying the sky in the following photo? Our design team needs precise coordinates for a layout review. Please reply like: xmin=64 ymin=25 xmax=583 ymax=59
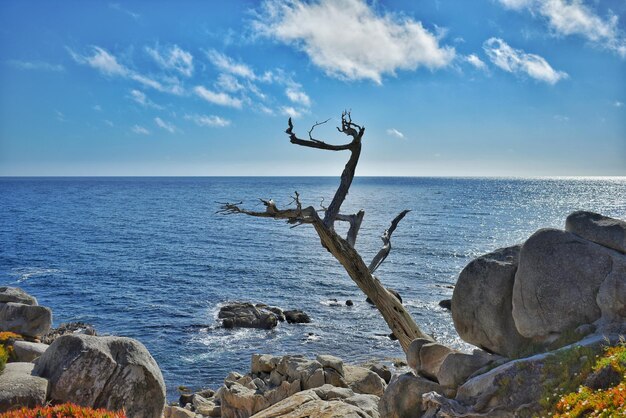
xmin=0 ymin=0 xmax=625 ymax=177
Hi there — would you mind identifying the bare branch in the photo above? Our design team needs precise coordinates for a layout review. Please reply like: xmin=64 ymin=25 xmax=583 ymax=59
xmin=217 ymin=198 xmax=320 ymax=226
xmin=308 ymin=118 xmax=331 ymax=142
xmin=368 ymin=210 xmax=411 ymax=274
xmin=346 ymin=210 xmax=365 ymax=247
xmin=286 ymin=117 xmax=353 ymax=151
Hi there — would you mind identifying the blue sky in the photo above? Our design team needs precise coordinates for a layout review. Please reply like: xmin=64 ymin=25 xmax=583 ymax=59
xmin=0 ymin=0 xmax=624 ymax=176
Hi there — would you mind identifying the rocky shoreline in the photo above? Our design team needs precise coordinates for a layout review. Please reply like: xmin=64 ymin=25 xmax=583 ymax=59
xmin=1 ymin=210 xmax=625 ymax=417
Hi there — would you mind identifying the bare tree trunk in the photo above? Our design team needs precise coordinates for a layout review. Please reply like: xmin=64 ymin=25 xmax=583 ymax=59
xmin=219 ymin=112 xmax=432 ymax=353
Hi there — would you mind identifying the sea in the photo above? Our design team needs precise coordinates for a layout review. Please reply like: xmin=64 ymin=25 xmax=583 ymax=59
xmin=1 ymin=176 xmax=625 ymax=399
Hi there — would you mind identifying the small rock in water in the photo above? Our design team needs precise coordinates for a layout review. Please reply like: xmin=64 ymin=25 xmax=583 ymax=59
xmin=439 ymin=299 xmax=452 ymax=311
xmin=346 ymin=300 xmax=354 ymax=306
xmin=284 ymin=309 xmax=311 ymax=324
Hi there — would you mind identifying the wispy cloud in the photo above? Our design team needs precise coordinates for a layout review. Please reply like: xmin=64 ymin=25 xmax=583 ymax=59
xmin=146 ymin=44 xmax=194 ymax=77
xmin=109 ymin=3 xmax=140 ymax=20
xmin=285 ymin=86 xmax=311 ymax=107
xmin=553 ymin=114 xmax=569 ymax=122
xmin=185 ymin=114 xmax=231 ymax=127
xmin=154 ymin=117 xmax=177 ymax=133
xmin=206 ymin=50 xmax=256 ymax=79
xmin=483 ymin=38 xmax=568 ymax=84
xmin=68 ymin=46 xmax=183 ymax=94
xmin=128 ymin=89 xmax=163 ymax=109
xmin=386 ymin=128 xmax=405 ymax=139
xmin=193 ymin=85 xmax=242 ymax=108
xmin=216 ymin=74 xmax=244 ymax=92
xmin=55 ymin=110 xmax=66 ymax=122
xmin=131 ymin=125 xmax=150 ymax=135
xmin=496 ymin=0 xmax=626 ymax=57
xmin=7 ymin=60 xmax=65 ymax=72
xmin=465 ymin=54 xmax=487 ymax=70
xmin=93 ymin=105 xmax=102 ymax=111
xmin=281 ymin=106 xmax=306 ymax=118
xmin=253 ymin=0 xmax=455 ymax=84
xmin=614 ymin=101 xmax=624 ymax=108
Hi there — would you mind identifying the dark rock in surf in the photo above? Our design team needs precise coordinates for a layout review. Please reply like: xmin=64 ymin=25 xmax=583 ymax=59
xmin=345 ymin=300 xmax=354 ymax=306
xmin=284 ymin=310 xmax=311 ymax=324
xmin=219 ymin=302 xmax=279 ymax=330
xmin=439 ymin=299 xmax=452 ymax=311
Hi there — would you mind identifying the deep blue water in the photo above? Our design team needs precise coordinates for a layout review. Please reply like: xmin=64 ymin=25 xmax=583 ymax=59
xmin=1 ymin=176 xmax=625 ymax=399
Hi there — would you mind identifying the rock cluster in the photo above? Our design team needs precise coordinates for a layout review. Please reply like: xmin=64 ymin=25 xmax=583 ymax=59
xmin=453 ymin=210 xmax=626 ymax=358
xmin=0 ymin=287 xmax=166 ymax=418
xmin=218 ymin=303 xmax=310 ymax=329
xmin=173 ymin=353 xmax=387 ymax=418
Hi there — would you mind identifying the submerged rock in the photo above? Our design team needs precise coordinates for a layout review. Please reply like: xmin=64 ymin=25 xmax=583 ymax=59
xmin=33 ymin=334 xmax=166 ymax=418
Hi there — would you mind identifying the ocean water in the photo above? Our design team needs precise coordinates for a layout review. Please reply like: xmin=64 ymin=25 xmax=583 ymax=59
xmin=1 ymin=176 xmax=625 ymax=399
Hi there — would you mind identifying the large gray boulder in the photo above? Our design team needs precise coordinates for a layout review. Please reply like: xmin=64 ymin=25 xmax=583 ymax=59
xmin=343 ymin=365 xmax=386 ymax=397
xmin=0 ymin=362 xmax=48 ymax=412
xmin=0 ymin=287 xmax=37 ymax=306
xmin=378 ymin=373 xmax=443 ymax=418
xmin=512 ymin=228 xmax=626 ymax=339
xmin=452 ymin=245 xmax=532 ymax=358
xmin=566 ymin=211 xmax=626 ymax=254
xmin=453 ymin=334 xmax=615 ymax=416
xmin=12 ymin=340 xmax=48 ymax=362
xmin=33 ymin=334 xmax=165 ymax=418
xmin=0 ymin=302 xmax=52 ymax=338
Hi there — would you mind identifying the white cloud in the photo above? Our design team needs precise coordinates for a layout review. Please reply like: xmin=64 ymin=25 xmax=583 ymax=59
xmin=193 ymin=86 xmax=242 ymax=108
xmin=285 ymin=87 xmax=311 ymax=107
xmin=185 ymin=114 xmax=231 ymax=127
xmin=104 ymin=120 xmax=114 ymax=127
xmin=553 ymin=114 xmax=569 ymax=122
xmin=7 ymin=60 xmax=65 ymax=72
xmin=483 ymin=38 xmax=568 ymax=84
xmin=154 ymin=117 xmax=176 ymax=133
xmin=614 ymin=101 xmax=624 ymax=108
xmin=465 ymin=54 xmax=487 ymax=70
xmin=55 ymin=110 xmax=66 ymax=122
xmin=253 ymin=0 xmax=456 ymax=84
xmin=132 ymin=125 xmax=150 ymax=135
xmin=497 ymin=0 xmax=626 ymax=57
xmin=386 ymin=128 xmax=405 ymax=139
xmin=146 ymin=45 xmax=194 ymax=77
xmin=109 ymin=3 xmax=140 ymax=19
xmin=93 ymin=105 xmax=102 ymax=111
xmin=68 ymin=46 xmax=183 ymax=94
xmin=206 ymin=50 xmax=256 ymax=79
xmin=216 ymin=74 xmax=244 ymax=92
xmin=281 ymin=106 xmax=305 ymax=118
xmin=129 ymin=89 xmax=162 ymax=109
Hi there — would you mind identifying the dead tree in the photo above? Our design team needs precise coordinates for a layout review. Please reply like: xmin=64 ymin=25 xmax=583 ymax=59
xmin=218 ymin=112 xmax=432 ymax=353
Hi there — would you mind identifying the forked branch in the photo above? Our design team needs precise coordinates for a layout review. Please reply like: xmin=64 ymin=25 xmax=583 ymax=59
xmin=369 ymin=210 xmax=411 ymax=274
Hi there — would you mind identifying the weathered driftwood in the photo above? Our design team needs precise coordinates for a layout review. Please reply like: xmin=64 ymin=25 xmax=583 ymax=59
xmin=218 ymin=112 xmax=431 ymax=352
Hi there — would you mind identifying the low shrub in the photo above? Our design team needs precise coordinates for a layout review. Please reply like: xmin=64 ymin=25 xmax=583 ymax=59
xmin=0 ymin=403 xmax=126 ymax=418
xmin=551 ymin=341 xmax=626 ymax=417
